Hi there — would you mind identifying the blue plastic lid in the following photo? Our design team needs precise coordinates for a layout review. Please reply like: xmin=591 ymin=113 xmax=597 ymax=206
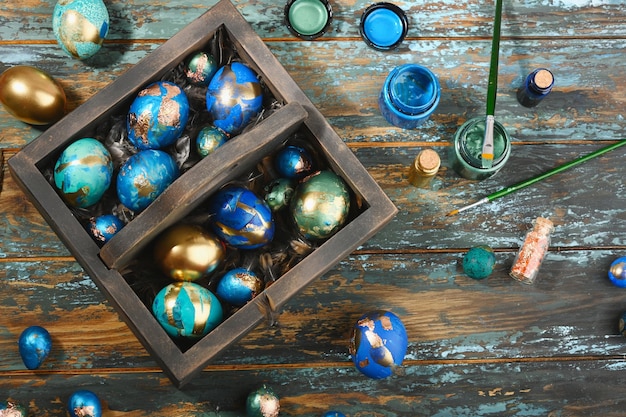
xmin=360 ymin=3 xmax=408 ymax=51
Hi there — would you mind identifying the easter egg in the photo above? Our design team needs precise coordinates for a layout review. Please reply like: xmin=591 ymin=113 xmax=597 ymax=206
xmin=274 ymin=145 xmax=314 ymax=179
xmin=0 ymin=65 xmax=67 ymax=125
xmin=85 ymin=214 xmax=125 ymax=244
xmin=52 ymin=0 xmax=109 ymax=59
xmin=206 ymin=62 xmax=263 ymax=135
xmin=462 ymin=245 xmax=496 ymax=280
xmin=349 ymin=310 xmax=408 ymax=379
xmin=53 ymin=138 xmax=113 ymax=208
xmin=116 ymin=149 xmax=179 ymax=212
xmin=153 ymin=223 xmax=225 ymax=281
xmin=67 ymin=390 xmax=102 ymax=417
xmin=264 ymin=178 xmax=296 ymax=212
xmin=0 ymin=401 xmax=27 ymax=417
xmin=207 ymin=186 xmax=274 ymax=249
xmin=290 ymin=170 xmax=351 ymax=240
xmin=185 ymin=51 xmax=219 ymax=86
xmin=196 ymin=125 xmax=228 ymax=158
xmin=127 ymin=81 xmax=190 ymax=150
xmin=619 ymin=311 xmax=626 ymax=337
xmin=216 ymin=268 xmax=264 ymax=306
xmin=323 ymin=413 xmax=346 ymax=417
xmin=609 ymin=257 xmax=626 ymax=288
xmin=18 ymin=325 xmax=52 ymax=370
xmin=152 ymin=282 xmax=223 ymax=339
xmin=246 ymin=385 xmax=280 ymax=417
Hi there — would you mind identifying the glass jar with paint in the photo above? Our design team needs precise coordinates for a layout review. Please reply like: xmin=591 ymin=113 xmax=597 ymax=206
xmin=359 ymin=2 xmax=408 ymax=51
xmin=378 ymin=64 xmax=440 ymax=129
xmin=284 ymin=0 xmax=333 ymax=40
xmin=517 ymin=68 xmax=554 ymax=108
xmin=450 ymin=117 xmax=511 ymax=180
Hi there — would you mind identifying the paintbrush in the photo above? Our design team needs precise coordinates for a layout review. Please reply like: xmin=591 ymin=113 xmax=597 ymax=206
xmin=481 ymin=0 xmax=504 ymax=169
xmin=447 ymin=139 xmax=626 ymax=216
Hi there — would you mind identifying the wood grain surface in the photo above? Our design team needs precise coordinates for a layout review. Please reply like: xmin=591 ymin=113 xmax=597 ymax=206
xmin=2 ymin=0 xmax=626 ymax=415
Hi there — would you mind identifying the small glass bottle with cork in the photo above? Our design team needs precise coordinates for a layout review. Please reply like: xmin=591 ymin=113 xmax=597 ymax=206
xmin=408 ymin=149 xmax=440 ymax=188
xmin=517 ymin=68 xmax=554 ymax=108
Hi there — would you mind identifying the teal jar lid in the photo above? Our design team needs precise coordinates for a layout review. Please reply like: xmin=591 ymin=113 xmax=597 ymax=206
xmin=285 ymin=0 xmax=333 ymax=40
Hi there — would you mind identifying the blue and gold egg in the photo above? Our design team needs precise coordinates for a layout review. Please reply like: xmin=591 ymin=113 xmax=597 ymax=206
xmin=349 ymin=310 xmax=408 ymax=379
xmin=53 ymin=137 xmax=113 ymax=208
xmin=67 ymin=390 xmax=102 ymax=417
xmin=86 ymin=214 xmax=125 ymax=244
xmin=127 ymin=81 xmax=190 ymax=150
xmin=18 ymin=325 xmax=52 ymax=370
xmin=216 ymin=268 xmax=264 ymax=307
xmin=152 ymin=282 xmax=223 ymax=339
xmin=185 ymin=51 xmax=219 ymax=86
xmin=0 ymin=401 xmax=28 ymax=417
xmin=609 ymin=256 xmax=626 ymax=288
xmin=206 ymin=62 xmax=263 ymax=135
xmin=274 ymin=145 xmax=314 ymax=179
xmin=196 ymin=125 xmax=228 ymax=158
xmin=207 ymin=186 xmax=274 ymax=250
xmin=290 ymin=170 xmax=351 ymax=240
xmin=116 ymin=149 xmax=179 ymax=212
xmin=52 ymin=0 xmax=109 ymax=60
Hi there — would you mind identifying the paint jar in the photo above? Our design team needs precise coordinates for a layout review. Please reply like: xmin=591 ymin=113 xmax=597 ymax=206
xmin=450 ymin=116 xmax=511 ymax=181
xmin=379 ymin=64 xmax=440 ymax=129
xmin=408 ymin=149 xmax=440 ymax=188
xmin=284 ymin=0 xmax=333 ymax=40
xmin=359 ymin=2 xmax=408 ymax=51
xmin=517 ymin=68 xmax=554 ymax=108
xmin=510 ymin=217 xmax=554 ymax=284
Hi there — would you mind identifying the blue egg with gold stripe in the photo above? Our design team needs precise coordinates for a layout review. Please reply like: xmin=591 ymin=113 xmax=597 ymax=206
xmin=152 ymin=282 xmax=223 ymax=339
xmin=207 ymin=186 xmax=274 ymax=249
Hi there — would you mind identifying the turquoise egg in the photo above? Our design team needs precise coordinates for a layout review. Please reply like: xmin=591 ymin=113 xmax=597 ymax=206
xmin=185 ymin=51 xmax=219 ymax=86
xmin=52 ymin=0 xmax=109 ymax=60
xmin=196 ymin=125 xmax=228 ymax=157
xmin=152 ymin=282 xmax=223 ymax=339
xmin=462 ymin=245 xmax=496 ymax=280
xmin=86 ymin=214 xmax=125 ymax=244
xmin=127 ymin=81 xmax=190 ymax=150
xmin=216 ymin=268 xmax=264 ymax=307
xmin=53 ymin=137 xmax=113 ymax=208
xmin=116 ymin=149 xmax=179 ymax=212
xmin=290 ymin=170 xmax=351 ymax=240
xmin=206 ymin=62 xmax=264 ymax=135
xmin=67 ymin=390 xmax=102 ymax=417
xmin=349 ymin=310 xmax=408 ymax=379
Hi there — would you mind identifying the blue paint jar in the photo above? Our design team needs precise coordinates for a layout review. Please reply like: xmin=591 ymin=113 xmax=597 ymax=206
xmin=517 ymin=68 xmax=554 ymax=107
xmin=359 ymin=2 xmax=408 ymax=51
xmin=378 ymin=64 xmax=440 ymax=129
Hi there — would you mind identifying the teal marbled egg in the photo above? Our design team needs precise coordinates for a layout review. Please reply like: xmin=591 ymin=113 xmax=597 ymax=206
xmin=196 ymin=125 xmax=228 ymax=157
xmin=53 ymin=137 xmax=113 ymax=208
xmin=152 ymin=282 xmax=223 ymax=339
xmin=462 ymin=245 xmax=496 ymax=280
xmin=290 ymin=170 xmax=351 ymax=240
xmin=52 ymin=0 xmax=109 ymax=60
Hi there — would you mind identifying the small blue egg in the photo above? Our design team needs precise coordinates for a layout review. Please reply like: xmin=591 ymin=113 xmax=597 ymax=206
xmin=53 ymin=137 xmax=113 ymax=208
xmin=185 ymin=51 xmax=219 ymax=86
xmin=274 ymin=145 xmax=314 ymax=179
xmin=609 ymin=257 xmax=626 ymax=288
xmin=86 ymin=214 xmax=125 ymax=244
xmin=216 ymin=268 xmax=264 ymax=307
xmin=349 ymin=310 xmax=408 ymax=379
xmin=127 ymin=81 xmax=190 ymax=150
xmin=116 ymin=149 xmax=179 ymax=212
xmin=196 ymin=125 xmax=228 ymax=158
xmin=462 ymin=245 xmax=496 ymax=280
xmin=52 ymin=0 xmax=109 ymax=60
xmin=206 ymin=62 xmax=263 ymax=135
xmin=67 ymin=390 xmax=102 ymax=417
xmin=323 ymin=413 xmax=346 ymax=417
xmin=152 ymin=282 xmax=223 ymax=339
xmin=207 ymin=186 xmax=274 ymax=250
xmin=18 ymin=325 xmax=52 ymax=370
xmin=0 ymin=401 xmax=27 ymax=417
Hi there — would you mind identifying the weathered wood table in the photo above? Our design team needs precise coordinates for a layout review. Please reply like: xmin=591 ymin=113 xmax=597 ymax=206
xmin=2 ymin=0 xmax=626 ymax=415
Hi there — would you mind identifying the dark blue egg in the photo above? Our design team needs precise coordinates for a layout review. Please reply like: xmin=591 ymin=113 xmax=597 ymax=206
xmin=349 ymin=310 xmax=408 ymax=379
xmin=206 ymin=62 xmax=263 ymax=135
xmin=127 ymin=81 xmax=190 ymax=150
xmin=86 ymin=214 xmax=125 ymax=244
xmin=18 ymin=325 xmax=52 ymax=370
xmin=274 ymin=145 xmax=313 ymax=179
xmin=116 ymin=149 xmax=179 ymax=212
xmin=216 ymin=268 xmax=264 ymax=306
xmin=207 ymin=186 xmax=274 ymax=249
xmin=67 ymin=390 xmax=102 ymax=417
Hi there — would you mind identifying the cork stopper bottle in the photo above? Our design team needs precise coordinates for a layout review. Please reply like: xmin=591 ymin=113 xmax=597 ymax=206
xmin=408 ymin=149 xmax=440 ymax=188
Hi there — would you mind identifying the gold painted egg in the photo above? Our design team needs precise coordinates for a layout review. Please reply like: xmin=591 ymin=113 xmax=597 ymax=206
xmin=154 ymin=223 xmax=225 ymax=282
xmin=0 ymin=65 xmax=66 ymax=125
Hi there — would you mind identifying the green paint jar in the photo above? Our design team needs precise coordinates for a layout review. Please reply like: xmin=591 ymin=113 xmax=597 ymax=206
xmin=450 ymin=117 xmax=511 ymax=180
xmin=284 ymin=0 xmax=333 ymax=40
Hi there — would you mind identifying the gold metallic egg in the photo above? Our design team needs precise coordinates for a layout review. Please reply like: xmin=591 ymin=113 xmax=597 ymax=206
xmin=0 ymin=65 xmax=67 ymax=125
xmin=154 ymin=223 xmax=225 ymax=282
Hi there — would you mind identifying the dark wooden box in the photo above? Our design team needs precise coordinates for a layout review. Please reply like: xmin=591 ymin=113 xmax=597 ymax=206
xmin=8 ymin=0 xmax=396 ymax=387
